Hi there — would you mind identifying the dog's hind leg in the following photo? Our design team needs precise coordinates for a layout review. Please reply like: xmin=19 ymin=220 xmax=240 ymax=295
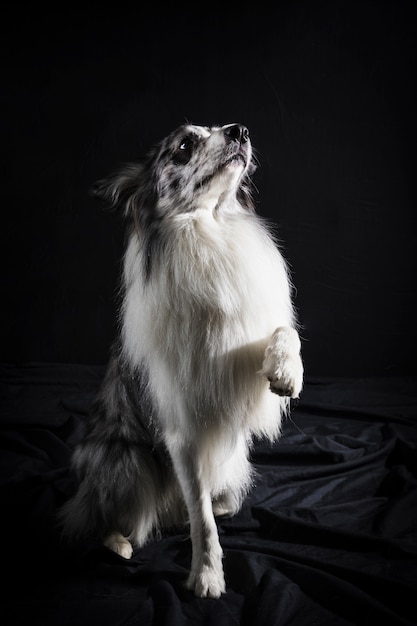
xmin=101 ymin=460 xmax=165 ymax=558
xmin=212 ymin=492 xmax=240 ymax=517
xmin=101 ymin=488 xmax=160 ymax=559
xmin=104 ymin=532 xmax=133 ymax=559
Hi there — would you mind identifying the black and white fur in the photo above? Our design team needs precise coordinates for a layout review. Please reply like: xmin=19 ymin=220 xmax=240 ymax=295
xmin=60 ymin=123 xmax=303 ymax=598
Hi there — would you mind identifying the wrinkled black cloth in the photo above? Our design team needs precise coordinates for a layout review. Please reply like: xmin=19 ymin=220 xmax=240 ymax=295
xmin=1 ymin=364 xmax=416 ymax=625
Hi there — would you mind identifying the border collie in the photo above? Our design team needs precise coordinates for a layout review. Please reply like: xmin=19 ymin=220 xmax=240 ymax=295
xmin=60 ymin=123 xmax=303 ymax=598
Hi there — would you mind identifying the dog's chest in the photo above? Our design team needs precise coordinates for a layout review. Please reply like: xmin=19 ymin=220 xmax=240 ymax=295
xmin=159 ymin=213 xmax=289 ymax=336
xmin=122 ymin=213 xmax=290 ymax=366
xmin=167 ymin=215 xmax=272 ymax=307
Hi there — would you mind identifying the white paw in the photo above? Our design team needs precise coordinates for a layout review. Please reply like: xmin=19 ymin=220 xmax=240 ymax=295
xmin=266 ymin=357 xmax=303 ymax=398
xmin=186 ymin=563 xmax=226 ymax=598
xmin=212 ymin=492 xmax=239 ymax=518
xmin=104 ymin=532 xmax=133 ymax=559
xmin=212 ymin=504 xmax=234 ymax=517
xmin=261 ymin=326 xmax=303 ymax=398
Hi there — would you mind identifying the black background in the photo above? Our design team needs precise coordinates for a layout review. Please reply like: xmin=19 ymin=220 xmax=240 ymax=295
xmin=1 ymin=1 xmax=416 ymax=376
xmin=1 ymin=4 xmax=417 ymax=625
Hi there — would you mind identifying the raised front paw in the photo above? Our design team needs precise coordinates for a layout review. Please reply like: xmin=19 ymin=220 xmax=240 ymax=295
xmin=261 ymin=326 xmax=303 ymax=398
xmin=265 ymin=359 xmax=303 ymax=398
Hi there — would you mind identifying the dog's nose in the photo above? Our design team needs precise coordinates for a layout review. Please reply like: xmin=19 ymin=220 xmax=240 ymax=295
xmin=224 ymin=124 xmax=249 ymax=144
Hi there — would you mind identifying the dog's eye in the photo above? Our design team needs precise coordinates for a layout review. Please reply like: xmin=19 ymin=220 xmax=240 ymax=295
xmin=173 ymin=136 xmax=194 ymax=165
xmin=179 ymin=138 xmax=191 ymax=151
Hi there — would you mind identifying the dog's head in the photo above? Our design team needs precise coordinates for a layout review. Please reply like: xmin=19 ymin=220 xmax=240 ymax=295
xmin=94 ymin=123 xmax=256 ymax=219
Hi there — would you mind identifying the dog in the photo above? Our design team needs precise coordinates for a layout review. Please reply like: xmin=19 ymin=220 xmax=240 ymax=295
xmin=60 ymin=123 xmax=303 ymax=598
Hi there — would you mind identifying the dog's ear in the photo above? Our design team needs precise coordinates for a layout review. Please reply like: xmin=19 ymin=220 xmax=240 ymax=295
xmin=91 ymin=161 xmax=146 ymax=215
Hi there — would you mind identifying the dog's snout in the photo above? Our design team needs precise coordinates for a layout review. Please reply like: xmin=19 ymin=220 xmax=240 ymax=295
xmin=224 ymin=124 xmax=249 ymax=144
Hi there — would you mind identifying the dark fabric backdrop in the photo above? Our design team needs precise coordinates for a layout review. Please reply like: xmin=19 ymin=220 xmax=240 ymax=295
xmin=1 ymin=4 xmax=417 ymax=626
xmin=1 ymin=1 xmax=416 ymax=375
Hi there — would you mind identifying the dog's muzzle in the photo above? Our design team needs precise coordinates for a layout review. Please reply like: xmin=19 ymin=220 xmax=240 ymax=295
xmin=222 ymin=124 xmax=250 ymax=167
xmin=224 ymin=124 xmax=249 ymax=145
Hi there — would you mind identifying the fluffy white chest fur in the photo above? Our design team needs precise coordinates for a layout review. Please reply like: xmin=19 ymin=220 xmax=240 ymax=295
xmin=123 ymin=205 xmax=295 ymax=437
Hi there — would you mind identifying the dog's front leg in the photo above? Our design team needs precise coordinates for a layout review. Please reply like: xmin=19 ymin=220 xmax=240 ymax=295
xmin=168 ymin=443 xmax=225 ymax=598
xmin=261 ymin=326 xmax=303 ymax=398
